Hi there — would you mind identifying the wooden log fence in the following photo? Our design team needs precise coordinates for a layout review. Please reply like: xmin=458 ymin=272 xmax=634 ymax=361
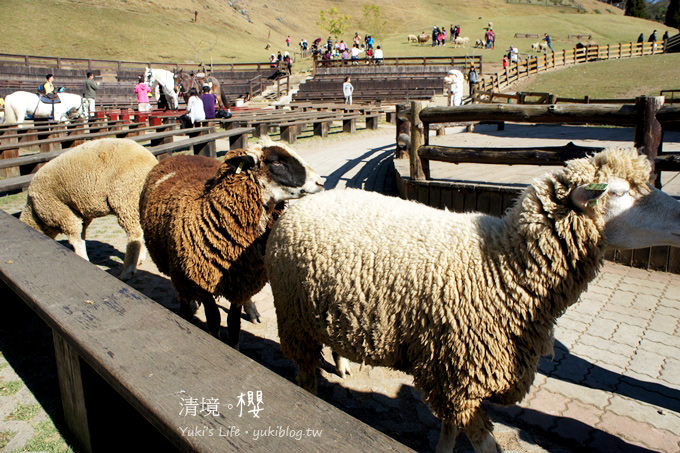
xmin=476 ymin=41 xmax=665 ymax=98
xmin=398 ymin=98 xmax=680 ymax=272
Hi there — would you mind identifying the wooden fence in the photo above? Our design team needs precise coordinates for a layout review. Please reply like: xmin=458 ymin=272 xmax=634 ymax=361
xmin=398 ymin=98 xmax=680 ymax=272
xmin=474 ymin=90 xmax=680 ymax=105
xmin=477 ymin=41 xmax=664 ymax=95
xmin=313 ymin=55 xmax=483 ymax=76
xmin=0 ymin=52 xmax=271 ymax=73
xmin=0 ymin=211 xmax=412 ymax=453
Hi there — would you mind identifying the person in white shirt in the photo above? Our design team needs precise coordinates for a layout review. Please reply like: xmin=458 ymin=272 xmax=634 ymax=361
xmin=351 ymin=44 xmax=363 ymax=64
xmin=342 ymin=76 xmax=354 ymax=105
xmin=374 ymin=45 xmax=384 ymax=64
xmin=186 ymin=88 xmax=206 ymax=125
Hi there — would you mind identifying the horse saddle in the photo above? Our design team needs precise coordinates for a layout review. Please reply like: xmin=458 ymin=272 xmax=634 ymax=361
xmin=39 ymin=94 xmax=61 ymax=104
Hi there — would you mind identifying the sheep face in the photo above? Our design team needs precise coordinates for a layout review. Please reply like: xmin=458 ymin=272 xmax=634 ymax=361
xmin=246 ymin=144 xmax=323 ymax=203
xmin=599 ymin=179 xmax=680 ymax=250
xmin=567 ymin=149 xmax=680 ymax=250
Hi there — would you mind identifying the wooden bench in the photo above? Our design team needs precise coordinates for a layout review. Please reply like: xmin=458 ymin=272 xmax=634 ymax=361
xmin=0 ymin=127 xmax=253 ymax=193
xmin=0 ymin=211 xmax=412 ymax=453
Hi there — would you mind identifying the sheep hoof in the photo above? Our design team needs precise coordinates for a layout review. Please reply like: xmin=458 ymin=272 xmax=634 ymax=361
xmin=119 ymin=270 xmax=133 ymax=281
xmin=334 ymin=355 xmax=352 ymax=378
xmin=244 ymin=301 xmax=262 ymax=323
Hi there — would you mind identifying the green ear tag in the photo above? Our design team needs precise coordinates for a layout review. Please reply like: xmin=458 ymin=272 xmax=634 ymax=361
xmin=584 ymin=183 xmax=608 ymax=207
xmin=235 ymin=162 xmax=243 ymax=174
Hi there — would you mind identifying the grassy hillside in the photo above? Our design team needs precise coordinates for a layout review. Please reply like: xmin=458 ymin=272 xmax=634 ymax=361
xmin=1 ymin=0 xmax=675 ymax=65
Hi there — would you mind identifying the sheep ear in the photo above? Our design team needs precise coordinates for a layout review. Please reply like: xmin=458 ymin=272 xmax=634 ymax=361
xmin=225 ymin=155 xmax=257 ymax=174
xmin=570 ymin=183 xmax=608 ymax=210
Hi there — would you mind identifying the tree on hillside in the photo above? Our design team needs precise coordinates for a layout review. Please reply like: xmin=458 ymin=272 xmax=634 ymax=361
xmin=359 ymin=4 xmax=388 ymax=40
xmin=666 ymin=0 xmax=680 ymax=28
xmin=318 ymin=7 xmax=351 ymax=40
xmin=626 ymin=0 xmax=649 ymax=18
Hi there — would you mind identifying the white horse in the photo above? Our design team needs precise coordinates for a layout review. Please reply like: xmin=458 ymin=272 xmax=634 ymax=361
xmin=144 ymin=67 xmax=179 ymax=109
xmin=3 ymin=91 xmax=85 ymax=125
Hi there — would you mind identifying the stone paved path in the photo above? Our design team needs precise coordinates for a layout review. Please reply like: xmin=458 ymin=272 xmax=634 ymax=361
xmin=1 ymin=124 xmax=679 ymax=452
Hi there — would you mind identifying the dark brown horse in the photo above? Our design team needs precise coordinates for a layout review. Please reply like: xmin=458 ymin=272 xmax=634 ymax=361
xmin=173 ymin=68 xmax=229 ymax=108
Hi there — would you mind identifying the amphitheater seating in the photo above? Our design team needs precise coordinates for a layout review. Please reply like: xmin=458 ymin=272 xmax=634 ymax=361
xmin=293 ymin=65 xmax=452 ymax=104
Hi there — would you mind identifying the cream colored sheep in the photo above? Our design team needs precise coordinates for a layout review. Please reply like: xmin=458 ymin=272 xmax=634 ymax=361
xmin=20 ymin=138 xmax=157 ymax=280
xmin=407 ymin=34 xmax=418 ymax=43
xmin=265 ymin=148 xmax=680 ymax=453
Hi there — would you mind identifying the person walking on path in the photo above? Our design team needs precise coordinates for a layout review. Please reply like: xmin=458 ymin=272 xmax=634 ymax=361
xmin=343 ymin=76 xmax=354 ymax=106
xmin=467 ymin=65 xmax=479 ymax=97
xmin=286 ymin=35 xmax=291 ymax=47
xmin=649 ymin=30 xmax=657 ymax=42
xmin=83 ymin=72 xmax=97 ymax=117
xmin=134 ymin=76 xmax=152 ymax=112
xmin=637 ymin=32 xmax=645 ymax=43
xmin=200 ymin=85 xmax=217 ymax=119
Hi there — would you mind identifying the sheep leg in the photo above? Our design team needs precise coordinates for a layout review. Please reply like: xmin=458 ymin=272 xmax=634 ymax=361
xmin=435 ymin=421 xmax=459 ymax=453
xmin=462 ymin=407 xmax=499 ymax=453
xmin=119 ymin=239 xmax=142 ymax=281
xmin=68 ymin=234 xmax=89 ymax=262
xmin=332 ymin=351 xmax=352 ymax=378
xmin=243 ymin=299 xmax=261 ymax=323
xmin=204 ymin=296 xmax=222 ymax=340
xmin=278 ymin=320 xmax=322 ymax=394
xmin=226 ymin=303 xmax=242 ymax=349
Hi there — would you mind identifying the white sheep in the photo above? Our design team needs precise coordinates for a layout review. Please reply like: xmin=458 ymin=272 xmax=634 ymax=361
xmin=139 ymin=139 xmax=323 ymax=347
xmin=265 ymin=148 xmax=680 ymax=453
xmin=407 ymin=34 xmax=418 ymax=43
xmin=20 ymin=138 xmax=157 ymax=280
xmin=531 ymin=42 xmax=540 ymax=51
xmin=453 ymin=36 xmax=470 ymax=47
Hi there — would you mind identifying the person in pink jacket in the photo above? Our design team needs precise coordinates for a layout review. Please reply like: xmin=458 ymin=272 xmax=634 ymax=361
xmin=134 ymin=76 xmax=152 ymax=112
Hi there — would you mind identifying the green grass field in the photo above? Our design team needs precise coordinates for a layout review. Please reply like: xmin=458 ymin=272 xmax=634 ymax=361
xmin=512 ymin=52 xmax=680 ymax=97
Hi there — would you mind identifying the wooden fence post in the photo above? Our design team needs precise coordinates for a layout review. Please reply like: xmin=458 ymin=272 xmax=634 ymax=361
xmin=409 ymin=101 xmax=427 ymax=180
xmin=634 ymin=95 xmax=664 ymax=187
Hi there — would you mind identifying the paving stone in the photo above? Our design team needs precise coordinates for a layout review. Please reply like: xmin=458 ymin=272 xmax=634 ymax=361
xmin=524 ymin=390 xmax=568 ymax=418
xmin=541 ymin=377 xmax=611 ymax=408
xmin=599 ymin=309 xmax=648 ymax=328
xmin=0 ymin=419 xmax=35 ymax=453
xmin=643 ymin=329 xmax=680 ymax=348
xmin=570 ymin=343 xmax=628 ymax=369
xmin=638 ymin=337 xmax=679 ymax=359
xmin=607 ymin=394 xmax=680 ymax=433
xmin=627 ymin=350 xmax=665 ymax=378
xmin=579 ymin=333 xmax=635 ymax=358
xmin=646 ymin=314 xmax=679 ymax=336
xmin=552 ymin=415 xmax=595 ymax=446
xmin=583 ymin=318 xmax=619 ymax=339
xmin=616 ymin=381 xmax=680 ymax=414
xmin=553 ymin=326 xmax=581 ymax=350
xmin=659 ymin=358 xmax=680 ymax=387
xmin=610 ymin=323 xmax=645 ymax=347
xmin=597 ymin=411 xmax=680 ymax=452
xmin=561 ymin=399 xmax=604 ymax=427
xmin=606 ymin=290 xmax=636 ymax=307
xmin=585 ymin=365 xmax=622 ymax=392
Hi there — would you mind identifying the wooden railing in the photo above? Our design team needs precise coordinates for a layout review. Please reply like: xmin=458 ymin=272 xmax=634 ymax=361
xmin=477 ymin=41 xmax=664 ymax=95
xmin=0 ymin=211 xmax=412 ymax=453
xmin=314 ymin=55 xmax=483 ymax=74
xmin=475 ymin=90 xmax=680 ymax=105
xmin=399 ymin=98 xmax=680 ymax=272
xmin=0 ymin=52 xmax=271 ymax=73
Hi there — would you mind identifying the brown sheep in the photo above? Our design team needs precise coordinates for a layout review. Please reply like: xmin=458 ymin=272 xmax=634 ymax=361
xmin=139 ymin=141 xmax=323 ymax=347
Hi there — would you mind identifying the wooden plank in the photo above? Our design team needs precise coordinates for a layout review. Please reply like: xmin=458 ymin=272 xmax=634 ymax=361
xmin=416 ymin=183 xmax=429 ymax=204
xmin=0 ymin=211 xmax=413 ymax=453
xmin=476 ymin=190 xmax=492 ymax=215
xmin=464 ymin=189 xmax=477 ymax=212
xmin=342 ymin=118 xmax=356 ymax=134
xmin=419 ymin=142 xmax=604 ymax=166
xmin=453 ymin=189 xmax=465 ymax=212
xmin=631 ymin=247 xmax=651 ymax=269
xmin=313 ymin=121 xmax=329 ymax=138
xmin=53 ymin=331 xmax=93 ymax=453
xmin=649 ymin=246 xmax=670 ymax=272
xmin=429 ymin=185 xmax=441 ymax=209
xmin=441 ymin=187 xmax=453 ymax=210
xmin=670 ymin=247 xmax=680 ymax=274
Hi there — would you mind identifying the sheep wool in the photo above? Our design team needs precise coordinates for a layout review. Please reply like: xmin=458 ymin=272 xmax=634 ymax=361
xmin=139 ymin=142 xmax=323 ymax=346
xmin=20 ymin=138 xmax=158 ymax=280
xmin=265 ymin=148 xmax=674 ymax=450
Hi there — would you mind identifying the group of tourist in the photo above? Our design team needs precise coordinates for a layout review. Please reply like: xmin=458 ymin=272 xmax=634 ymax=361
xmin=316 ymin=33 xmax=384 ymax=65
xmin=269 ymin=51 xmax=292 ymax=74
